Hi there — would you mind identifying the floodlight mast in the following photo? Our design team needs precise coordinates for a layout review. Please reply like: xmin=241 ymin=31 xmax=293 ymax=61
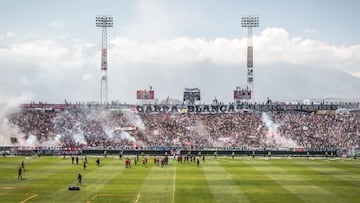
xmin=96 ymin=15 xmax=113 ymax=104
xmin=241 ymin=16 xmax=259 ymax=102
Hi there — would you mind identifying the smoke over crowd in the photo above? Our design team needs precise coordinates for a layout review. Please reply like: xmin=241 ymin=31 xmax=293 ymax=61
xmin=1 ymin=103 xmax=359 ymax=150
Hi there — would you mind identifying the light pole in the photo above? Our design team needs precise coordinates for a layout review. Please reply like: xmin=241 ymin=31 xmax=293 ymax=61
xmin=241 ymin=16 xmax=259 ymax=102
xmin=96 ymin=15 xmax=113 ymax=104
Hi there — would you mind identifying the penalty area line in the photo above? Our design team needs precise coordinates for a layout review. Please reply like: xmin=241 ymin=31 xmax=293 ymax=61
xmin=19 ymin=194 xmax=38 ymax=203
xmin=87 ymin=194 xmax=98 ymax=203
xmin=0 ymin=187 xmax=15 ymax=190
xmin=134 ymin=192 xmax=141 ymax=203
xmin=87 ymin=193 xmax=140 ymax=203
xmin=172 ymin=166 xmax=176 ymax=203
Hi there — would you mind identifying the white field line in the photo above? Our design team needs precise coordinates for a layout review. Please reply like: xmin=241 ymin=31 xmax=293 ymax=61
xmin=20 ymin=194 xmax=38 ymax=203
xmin=86 ymin=194 xmax=98 ymax=203
xmin=134 ymin=192 xmax=141 ymax=203
xmin=172 ymin=165 xmax=176 ymax=203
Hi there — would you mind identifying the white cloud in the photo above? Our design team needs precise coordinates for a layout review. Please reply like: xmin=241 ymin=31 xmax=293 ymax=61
xmin=109 ymin=37 xmax=246 ymax=64
xmin=255 ymin=28 xmax=360 ymax=71
xmin=0 ymin=39 xmax=99 ymax=70
xmin=0 ymin=32 xmax=16 ymax=40
xmin=82 ymin=73 xmax=94 ymax=81
xmin=351 ymin=71 xmax=360 ymax=78
xmin=6 ymin=32 xmax=16 ymax=38
xmin=304 ymin=28 xmax=318 ymax=34
xmin=0 ymin=40 xmax=69 ymax=69
xmin=0 ymin=27 xmax=359 ymax=103
xmin=109 ymin=36 xmax=245 ymax=65
xmin=0 ymin=27 xmax=359 ymax=76
xmin=107 ymin=27 xmax=360 ymax=76
xmin=49 ymin=19 xmax=66 ymax=29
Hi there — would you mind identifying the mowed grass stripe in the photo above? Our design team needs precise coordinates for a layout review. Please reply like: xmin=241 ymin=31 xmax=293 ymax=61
xmin=37 ymin=157 xmax=123 ymax=202
xmin=1 ymin=156 xmax=75 ymax=199
xmin=172 ymin=161 xmax=176 ymax=202
xmin=22 ymin=157 xmax=77 ymax=193
xmin=99 ymin=157 xmax=155 ymax=203
xmin=291 ymin=159 xmax=360 ymax=186
xmin=0 ymin=156 xmax=57 ymax=186
xmin=246 ymin=159 xmax=345 ymax=203
xmin=175 ymin=159 xmax=214 ymax=203
xmin=202 ymin=158 xmax=249 ymax=203
xmin=334 ymin=158 xmax=360 ymax=169
xmin=220 ymin=158 xmax=303 ymax=203
xmin=0 ymin=156 xmax=79 ymax=203
xmin=284 ymin=159 xmax=360 ymax=202
xmin=138 ymin=159 xmax=176 ymax=203
xmin=1 ymin=156 xmax=359 ymax=202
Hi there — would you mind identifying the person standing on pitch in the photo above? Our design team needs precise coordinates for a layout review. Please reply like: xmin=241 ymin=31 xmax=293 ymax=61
xmin=18 ymin=166 xmax=23 ymax=180
xmin=119 ymin=150 xmax=123 ymax=160
xmin=252 ymin=150 xmax=256 ymax=159
xmin=142 ymin=157 xmax=147 ymax=167
xmin=96 ymin=158 xmax=100 ymax=166
xmin=77 ymin=173 xmax=82 ymax=185
xmin=21 ymin=160 xmax=26 ymax=171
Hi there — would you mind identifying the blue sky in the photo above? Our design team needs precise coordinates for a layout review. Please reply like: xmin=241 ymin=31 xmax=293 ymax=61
xmin=0 ymin=0 xmax=359 ymax=103
xmin=1 ymin=0 xmax=359 ymax=44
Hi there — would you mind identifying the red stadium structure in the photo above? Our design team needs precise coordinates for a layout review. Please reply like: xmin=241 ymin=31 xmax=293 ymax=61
xmin=136 ymin=86 xmax=155 ymax=105
xmin=234 ymin=86 xmax=252 ymax=100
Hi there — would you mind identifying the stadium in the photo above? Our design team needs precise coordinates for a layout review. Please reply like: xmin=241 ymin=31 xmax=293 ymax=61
xmin=1 ymin=80 xmax=360 ymax=203
xmin=2 ymin=101 xmax=360 ymax=155
xmin=1 ymin=2 xmax=360 ymax=203
xmin=1 ymin=96 xmax=360 ymax=203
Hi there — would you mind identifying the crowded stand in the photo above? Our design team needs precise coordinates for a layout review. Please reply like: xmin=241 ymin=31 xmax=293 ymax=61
xmin=4 ymin=103 xmax=360 ymax=152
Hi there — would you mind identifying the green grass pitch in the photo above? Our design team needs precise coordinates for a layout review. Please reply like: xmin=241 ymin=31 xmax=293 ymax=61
xmin=0 ymin=155 xmax=359 ymax=203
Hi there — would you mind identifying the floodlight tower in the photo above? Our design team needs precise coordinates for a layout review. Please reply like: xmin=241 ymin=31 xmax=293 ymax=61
xmin=96 ymin=15 xmax=113 ymax=104
xmin=241 ymin=16 xmax=259 ymax=102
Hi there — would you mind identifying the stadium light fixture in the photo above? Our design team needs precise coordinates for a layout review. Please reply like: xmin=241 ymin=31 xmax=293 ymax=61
xmin=241 ymin=15 xmax=259 ymax=102
xmin=96 ymin=15 xmax=113 ymax=104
